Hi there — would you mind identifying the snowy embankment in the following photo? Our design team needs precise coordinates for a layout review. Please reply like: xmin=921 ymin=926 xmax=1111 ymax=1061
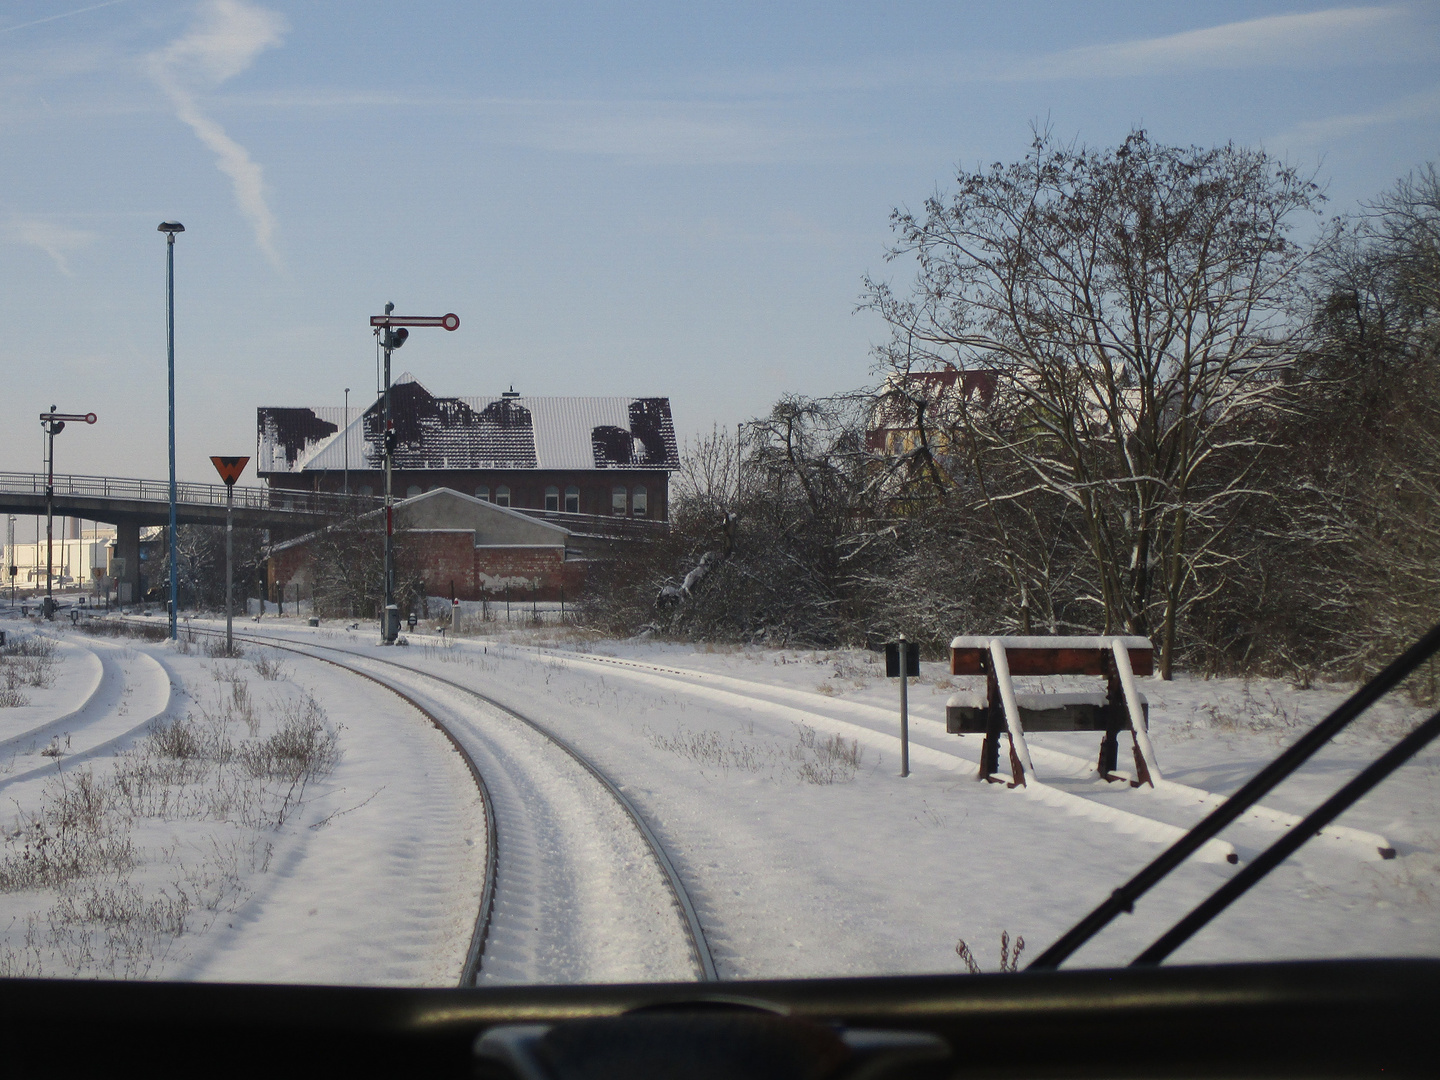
xmin=237 ymin=618 xmax=1437 ymax=979
xmin=0 ymin=619 xmax=485 ymax=984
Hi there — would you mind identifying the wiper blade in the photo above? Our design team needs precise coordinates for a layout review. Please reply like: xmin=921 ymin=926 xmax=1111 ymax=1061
xmin=1029 ymin=620 xmax=1440 ymax=971
xmin=1132 ymin=705 xmax=1440 ymax=965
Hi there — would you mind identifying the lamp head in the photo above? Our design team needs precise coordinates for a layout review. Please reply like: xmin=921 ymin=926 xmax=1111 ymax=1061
xmin=157 ymin=222 xmax=185 ymax=234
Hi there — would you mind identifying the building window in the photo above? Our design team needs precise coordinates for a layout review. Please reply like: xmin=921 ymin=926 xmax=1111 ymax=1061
xmin=406 ymin=485 xmax=422 ymax=498
xmin=496 ymin=485 xmax=511 ymax=507
xmin=632 ymin=485 xmax=647 ymax=518
xmin=612 ymin=486 xmax=627 ymax=515
xmin=564 ymin=485 xmax=580 ymax=514
xmin=544 ymin=486 xmax=559 ymax=512
xmin=475 ymin=486 xmax=490 ymax=502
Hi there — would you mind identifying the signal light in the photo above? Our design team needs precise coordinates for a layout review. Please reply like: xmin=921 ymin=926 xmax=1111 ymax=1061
xmin=383 ymin=327 xmax=409 ymax=350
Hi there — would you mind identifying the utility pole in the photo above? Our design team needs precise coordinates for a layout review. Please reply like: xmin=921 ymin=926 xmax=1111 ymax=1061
xmin=367 ymin=306 xmax=459 ymax=643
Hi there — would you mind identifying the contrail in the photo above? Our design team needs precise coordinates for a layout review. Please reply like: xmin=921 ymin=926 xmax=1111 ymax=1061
xmin=147 ymin=0 xmax=288 ymax=269
xmin=0 ymin=0 xmax=132 ymax=35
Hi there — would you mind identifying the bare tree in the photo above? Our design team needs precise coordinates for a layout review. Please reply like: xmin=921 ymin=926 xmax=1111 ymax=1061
xmin=866 ymin=129 xmax=1325 ymax=676
xmin=1255 ymin=165 xmax=1440 ymax=689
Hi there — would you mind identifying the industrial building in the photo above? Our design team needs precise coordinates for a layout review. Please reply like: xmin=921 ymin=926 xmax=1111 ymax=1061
xmin=256 ymin=378 xmax=679 ymax=606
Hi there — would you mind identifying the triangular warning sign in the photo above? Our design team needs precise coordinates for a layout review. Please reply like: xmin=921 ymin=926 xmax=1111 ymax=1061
xmin=210 ymin=456 xmax=249 ymax=486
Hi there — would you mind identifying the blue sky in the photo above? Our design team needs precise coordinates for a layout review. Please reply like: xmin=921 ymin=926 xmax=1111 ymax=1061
xmin=1 ymin=1 xmax=1437 ymax=500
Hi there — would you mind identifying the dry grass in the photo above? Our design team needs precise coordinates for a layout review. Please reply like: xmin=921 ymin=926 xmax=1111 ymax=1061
xmin=644 ymin=721 xmax=862 ymax=784
xmin=0 ymin=668 xmax=341 ymax=978
xmin=955 ymin=930 xmax=1026 ymax=974
xmin=251 ymin=652 xmax=288 ymax=681
xmin=0 ymin=633 xmax=58 ymax=704
xmin=78 ymin=619 xmax=168 ymax=643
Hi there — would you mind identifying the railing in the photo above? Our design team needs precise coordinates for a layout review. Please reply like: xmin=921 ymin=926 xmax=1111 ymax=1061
xmin=0 ymin=471 xmax=380 ymax=516
xmin=512 ymin=506 xmax=669 ymax=539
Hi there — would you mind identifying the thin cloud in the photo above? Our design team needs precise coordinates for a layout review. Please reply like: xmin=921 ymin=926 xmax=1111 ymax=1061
xmin=1004 ymin=6 xmax=1413 ymax=81
xmin=10 ymin=218 xmax=97 ymax=275
xmin=675 ymin=5 xmax=1423 ymax=95
xmin=147 ymin=0 xmax=287 ymax=268
xmin=1270 ymin=83 xmax=1440 ymax=147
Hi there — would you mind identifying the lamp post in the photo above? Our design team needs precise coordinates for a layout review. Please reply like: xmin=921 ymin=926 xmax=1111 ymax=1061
xmin=158 ymin=221 xmax=184 ymax=639
xmin=343 ymin=387 xmax=350 ymax=496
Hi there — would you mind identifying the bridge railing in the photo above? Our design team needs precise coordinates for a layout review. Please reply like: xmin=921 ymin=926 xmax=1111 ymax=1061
xmin=0 ymin=471 xmax=380 ymax=517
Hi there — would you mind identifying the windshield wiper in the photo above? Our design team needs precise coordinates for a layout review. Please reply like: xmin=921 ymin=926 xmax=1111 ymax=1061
xmin=1029 ymin=621 xmax=1440 ymax=971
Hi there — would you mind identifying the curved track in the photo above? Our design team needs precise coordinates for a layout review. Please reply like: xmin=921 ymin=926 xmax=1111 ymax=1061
xmin=176 ymin=624 xmax=716 ymax=985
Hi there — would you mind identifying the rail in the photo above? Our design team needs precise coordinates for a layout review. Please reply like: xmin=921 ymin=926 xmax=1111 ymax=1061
xmin=0 ymin=471 xmax=380 ymax=516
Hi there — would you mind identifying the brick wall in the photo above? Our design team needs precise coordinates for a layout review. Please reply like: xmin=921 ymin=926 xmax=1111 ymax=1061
xmin=269 ymin=530 xmax=586 ymax=604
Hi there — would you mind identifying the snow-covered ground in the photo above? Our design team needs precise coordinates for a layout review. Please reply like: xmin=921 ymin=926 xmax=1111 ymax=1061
xmin=0 ymin=611 xmax=1435 ymax=984
xmin=0 ymin=617 xmax=485 ymax=984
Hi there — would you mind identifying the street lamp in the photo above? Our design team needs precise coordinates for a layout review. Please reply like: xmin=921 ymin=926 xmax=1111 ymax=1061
xmin=158 ymin=221 xmax=184 ymax=640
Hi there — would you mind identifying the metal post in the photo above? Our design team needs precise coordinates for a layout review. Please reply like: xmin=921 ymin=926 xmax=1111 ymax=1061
xmin=225 ymin=481 xmax=234 ymax=655
xmin=899 ymin=633 xmax=910 ymax=778
xmin=382 ymin=304 xmax=395 ymax=642
xmin=160 ymin=223 xmax=183 ymax=640
xmin=44 ymin=410 xmax=54 ymax=618
xmin=343 ymin=387 xmax=350 ymax=496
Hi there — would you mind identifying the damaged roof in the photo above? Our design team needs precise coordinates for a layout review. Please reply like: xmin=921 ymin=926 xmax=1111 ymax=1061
xmin=258 ymin=376 xmax=680 ymax=475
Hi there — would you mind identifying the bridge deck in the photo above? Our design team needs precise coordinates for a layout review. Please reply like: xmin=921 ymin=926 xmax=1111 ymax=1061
xmin=0 ymin=472 xmax=667 ymax=539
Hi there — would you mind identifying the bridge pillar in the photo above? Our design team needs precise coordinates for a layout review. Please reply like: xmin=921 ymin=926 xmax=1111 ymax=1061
xmin=116 ymin=522 xmax=141 ymax=605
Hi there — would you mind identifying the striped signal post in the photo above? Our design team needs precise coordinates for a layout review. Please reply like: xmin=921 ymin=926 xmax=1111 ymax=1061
xmin=39 ymin=409 xmax=97 ymax=619
xmin=368 ymin=307 xmax=460 ymax=643
xmin=210 ymin=456 xmax=249 ymax=655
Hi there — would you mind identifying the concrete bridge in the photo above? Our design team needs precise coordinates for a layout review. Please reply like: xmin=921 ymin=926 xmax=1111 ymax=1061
xmin=0 ymin=471 xmax=377 ymax=602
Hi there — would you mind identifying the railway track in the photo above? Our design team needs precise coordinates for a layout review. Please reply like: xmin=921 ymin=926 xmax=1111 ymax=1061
xmin=175 ymin=623 xmax=717 ymax=986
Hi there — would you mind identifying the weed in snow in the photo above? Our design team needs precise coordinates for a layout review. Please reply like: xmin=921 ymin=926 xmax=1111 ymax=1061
xmin=0 ymin=633 xmax=58 ymax=704
xmin=250 ymin=652 xmax=288 ymax=682
xmin=0 ymin=670 xmax=341 ymax=978
xmin=644 ymin=722 xmax=861 ymax=785
xmin=955 ymin=930 xmax=1026 ymax=974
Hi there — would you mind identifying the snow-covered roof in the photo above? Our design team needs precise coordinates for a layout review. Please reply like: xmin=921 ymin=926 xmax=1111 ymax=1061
xmin=258 ymin=376 xmax=679 ymax=475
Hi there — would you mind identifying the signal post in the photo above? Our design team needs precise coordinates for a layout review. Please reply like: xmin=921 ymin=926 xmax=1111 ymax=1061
xmin=367 ymin=307 xmax=459 ymax=643
xmin=210 ymin=456 xmax=249 ymax=655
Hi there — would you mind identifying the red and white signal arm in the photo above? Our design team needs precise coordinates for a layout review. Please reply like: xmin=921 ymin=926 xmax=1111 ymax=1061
xmin=369 ymin=313 xmax=460 ymax=331
xmin=210 ymin=456 xmax=250 ymax=486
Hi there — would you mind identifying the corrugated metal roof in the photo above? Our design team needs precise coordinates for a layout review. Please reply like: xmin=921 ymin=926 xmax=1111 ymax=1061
xmin=258 ymin=378 xmax=679 ymax=474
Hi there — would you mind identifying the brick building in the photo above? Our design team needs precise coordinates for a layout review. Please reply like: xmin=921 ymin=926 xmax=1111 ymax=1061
xmin=268 ymin=488 xmax=588 ymax=604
